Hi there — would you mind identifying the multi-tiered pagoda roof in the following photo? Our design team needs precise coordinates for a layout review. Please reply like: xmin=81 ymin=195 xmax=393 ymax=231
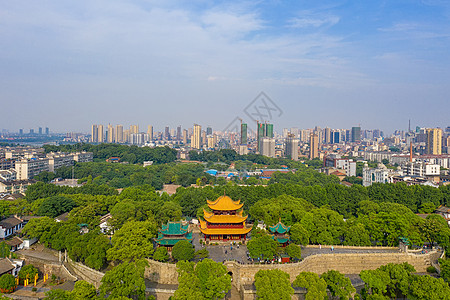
xmin=268 ymin=221 xmax=291 ymax=245
xmin=155 ymin=221 xmax=193 ymax=247
xmin=199 ymin=195 xmax=252 ymax=240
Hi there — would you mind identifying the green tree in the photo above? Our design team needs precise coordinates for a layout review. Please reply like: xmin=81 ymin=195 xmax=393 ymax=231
xmin=172 ymin=240 xmax=195 ymax=262
xmin=360 ymin=269 xmax=390 ymax=297
xmin=379 ymin=263 xmax=415 ymax=298
xmin=254 ymin=269 xmax=294 ymax=300
xmin=195 ymin=248 xmax=209 ymax=260
xmin=22 ymin=217 xmax=56 ymax=240
xmin=174 ymin=259 xmax=231 ymax=300
xmin=195 ymin=259 xmax=232 ymax=299
xmin=107 ymin=220 xmax=157 ymax=262
xmin=152 ymin=247 xmax=169 ymax=262
xmin=0 ymin=242 xmax=11 ymax=258
xmin=247 ymin=234 xmax=278 ymax=260
xmin=173 ymin=261 xmax=204 ymax=300
xmin=408 ymin=274 xmax=450 ymax=300
xmin=37 ymin=195 xmax=77 ymax=218
xmin=420 ymin=214 xmax=450 ymax=248
xmin=18 ymin=265 xmax=38 ymax=283
xmin=440 ymin=258 xmax=450 ymax=282
xmin=0 ymin=274 xmax=16 ymax=293
xmin=285 ymin=244 xmax=302 ymax=260
xmin=321 ymin=270 xmax=355 ymax=300
xmin=290 ymin=223 xmax=310 ymax=245
xmin=99 ymin=260 xmax=148 ymax=300
xmin=293 ymin=272 xmax=327 ymax=300
xmin=71 ymin=280 xmax=97 ymax=299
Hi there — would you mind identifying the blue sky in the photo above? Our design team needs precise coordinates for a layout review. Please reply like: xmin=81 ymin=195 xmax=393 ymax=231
xmin=1 ymin=0 xmax=449 ymax=134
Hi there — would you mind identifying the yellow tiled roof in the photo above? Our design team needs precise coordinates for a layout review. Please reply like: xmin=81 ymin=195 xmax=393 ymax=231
xmin=199 ymin=219 xmax=252 ymax=235
xmin=204 ymin=213 xmax=248 ymax=223
xmin=203 ymin=209 xmax=246 ymax=223
xmin=207 ymin=195 xmax=243 ymax=211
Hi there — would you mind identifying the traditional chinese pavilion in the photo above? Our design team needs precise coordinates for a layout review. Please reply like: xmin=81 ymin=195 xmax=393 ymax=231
xmin=268 ymin=221 xmax=290 ymax=247
xmin=199 ymin=195 xmax=252 ymax=241
xmin=155 ymin=221 xmax=193 ymax=250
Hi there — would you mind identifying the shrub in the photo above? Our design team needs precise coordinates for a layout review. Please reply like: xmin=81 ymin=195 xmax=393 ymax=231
xmin=0 ymin=274 xmax=16 ymax=293
xmin=172 ymin=241 xmax=195 ymax=261
xmin=427 ymin=266 xmax=437 ymax=273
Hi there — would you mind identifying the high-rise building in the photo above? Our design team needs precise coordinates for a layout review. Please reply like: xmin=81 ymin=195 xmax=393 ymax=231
xmin=241 ymin=123 xmax=247 ymax=145
xmin=201 ymin=131 xmax=207 ymax=146
xmin=147 ymin=125 xmax=153 ymax=141
xmin=285 ymin=134 xmax=299 ymax=161
xmin=91 ymin=125 xmax=98 ymax=142
xmin=265 ymin=123 xmax=274 ymax=138
xmin=176 ymin=126 xmax=181 ymax=141
xmin=30 ymin=129 xmax=34 ymax=135
xmin=124 ymin=129 xmax=130 ymax=143
xmin=45 ymin=127 xmax=49 ymax=135
xmin=38 ymin=127 xmax=43 ymax=135
xmin=257 ymin=122 xmax=265 ymax=153
xmin=107 ymin=124 xmax=114 ymax=143
xmin=206 ymin=126 xmax=212 ymax=136
xmin=309 ymin=133 xmax=319 ymax=159
xmin=261 ymin=137 xmax=275 ymax=158
xmin=164 ymin=126 xmax=170 ymax=140
xmin=19 ymin=129 xmax=23 ymax=135
xmin=182 ymin=129 xmax=188 ymax=144
xmin=351 ymin=127 xmax=361 ymax=143
xmin=98 ymin=125 xmax=104 ymax=143
xmin=130 ymin=125 xmax=139 ymax=135
xmin=324 ymin=127 xmax=331 ymax=144
xmin=426 ymin=128 xmax=443 ymax=155
xmin=192 ymin=124 xmax=201 ymax=149
xmin=116 ymin=125 xmax=124 ymax=143
xmin=332 ymin=131 xmax=340 ymax=144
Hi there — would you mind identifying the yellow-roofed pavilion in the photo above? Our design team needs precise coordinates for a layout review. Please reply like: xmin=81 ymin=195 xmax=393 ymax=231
xmin=199 ymin=195 xmax=252 ymax=241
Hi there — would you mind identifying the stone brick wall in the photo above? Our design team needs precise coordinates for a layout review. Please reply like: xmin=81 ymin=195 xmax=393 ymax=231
xmin=67 ymin=259 xmax=105 ymax=289
xmin=145 ymin=259 xmax=178 ymax=284
xmin=226 ymin=250 xmax=441 ymax=289
xmin=144 ymin=250 xmax=440 ymax=293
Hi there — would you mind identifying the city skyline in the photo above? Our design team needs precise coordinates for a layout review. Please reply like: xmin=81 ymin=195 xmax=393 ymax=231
xmin=1 ymin=1 xmax=450 ymax=133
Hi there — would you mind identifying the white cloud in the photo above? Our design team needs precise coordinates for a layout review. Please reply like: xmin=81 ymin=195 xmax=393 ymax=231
xmin=287 ymin=15 xmax=340 ymax=28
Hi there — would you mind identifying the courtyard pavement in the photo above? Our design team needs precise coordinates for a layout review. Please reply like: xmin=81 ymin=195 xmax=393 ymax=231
xmin=192 ymin=232 xmax=400 ymax=264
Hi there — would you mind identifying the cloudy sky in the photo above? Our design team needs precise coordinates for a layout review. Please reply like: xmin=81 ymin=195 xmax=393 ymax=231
xmin=1 ymin=0 xmax=449 ymax=134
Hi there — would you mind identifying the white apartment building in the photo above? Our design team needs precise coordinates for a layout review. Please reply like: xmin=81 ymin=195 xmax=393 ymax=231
xmin=402 ymin=161 xmax=440 ymax=177
xmin=0 ymin=169 xmax=16 ymax=181
xmin=325 ymin=154 xmax=357 ymax=177
xmin=0 ymin=179 xmax=35 ymax=194
xmin=15 ymin=158 xmax=50 ymax=180
xmin=363 ymin=164 xmax=402 ymax=187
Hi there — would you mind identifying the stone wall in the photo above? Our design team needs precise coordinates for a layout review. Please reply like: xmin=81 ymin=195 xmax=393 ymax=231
xmin=67 ymin=259 xmax=105 ymax=289
xmin=226 ymin=250 xmax=442 ymax=289
xmin=18 ymin=255 xmax=75 ymax=282
xmin=145 ymin=259 xmax=178 ymax=285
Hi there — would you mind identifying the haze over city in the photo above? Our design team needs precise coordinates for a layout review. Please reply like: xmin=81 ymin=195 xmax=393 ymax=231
xmin=1 ymin=1 xmax=449 ymax=133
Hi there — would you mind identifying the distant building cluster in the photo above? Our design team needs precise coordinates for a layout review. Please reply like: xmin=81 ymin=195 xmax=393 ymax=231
xmin=0 ymin=146 xmax=93 ymax=195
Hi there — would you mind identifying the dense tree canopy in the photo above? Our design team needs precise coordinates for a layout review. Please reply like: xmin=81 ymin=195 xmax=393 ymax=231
xmin=321 ymin=270 xmax=355 ymax=300
xmin=107 ymin=220 xmax=157 ymax=262
xmin=172 ymin=240 xmax=195 ymax=262
xmin=247 ymin=234 xmax=278 ymax=260
xmin=254 ymin=269 xmax=294 ymax=300
xmin=174 ymin=259 xmax=231 ymax=300
xmin=100 ymin=260 xmax=148 ymax=300
xmin=293 ymin=272 xmax=328 ymax=300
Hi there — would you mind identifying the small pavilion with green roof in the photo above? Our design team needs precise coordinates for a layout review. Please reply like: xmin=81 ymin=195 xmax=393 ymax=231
xmin=155 ymin=221 xmax=193 ymax=250
xmin=268 ymin=221 xmax=291 ymax=247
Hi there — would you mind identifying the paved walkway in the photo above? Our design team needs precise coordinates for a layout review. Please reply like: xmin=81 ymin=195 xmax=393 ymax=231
xmin=193 ymin=232 xmax=400 ymax=263
xmin=301 ymin=246 xmax=399 ymax=258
